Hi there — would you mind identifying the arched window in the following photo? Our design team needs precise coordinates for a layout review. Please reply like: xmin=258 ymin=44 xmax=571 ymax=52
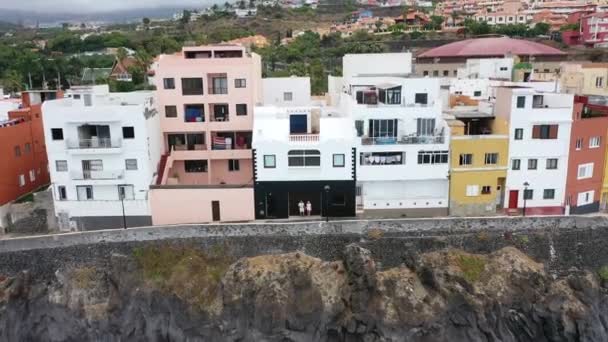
xmin=288 ymin=150 xmax=321 ymax=167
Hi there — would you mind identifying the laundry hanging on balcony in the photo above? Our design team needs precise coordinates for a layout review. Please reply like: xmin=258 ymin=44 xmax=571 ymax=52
xmin=213 ymin=136 xmax=232 ymax=149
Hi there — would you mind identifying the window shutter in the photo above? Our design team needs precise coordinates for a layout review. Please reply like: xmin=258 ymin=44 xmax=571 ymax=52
xmin=532 ymin=125 xmax=541 ymax=139
xmin=549 ymin=125 xmax=558 ymax=139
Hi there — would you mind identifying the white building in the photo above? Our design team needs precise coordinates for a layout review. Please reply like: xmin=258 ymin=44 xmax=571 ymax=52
xmin=332 ymin=53 xmax=451 ymax=217
xmin=497 ymin=86 xmax=573 ymax=215
xmin=42 ymin=85 xmax=161 ymax=231
xmin=457 ymin=58 xmax=514 ymax=80
xmin=253 ymin=77 xmax=356 ymax=219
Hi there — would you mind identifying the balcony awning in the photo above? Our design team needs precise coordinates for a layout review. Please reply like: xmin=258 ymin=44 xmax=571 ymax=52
xmin=376 ymin=82 xmax=400 ymax=89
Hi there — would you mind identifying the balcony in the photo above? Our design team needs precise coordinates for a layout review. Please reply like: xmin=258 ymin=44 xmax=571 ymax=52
xmin=362 ymin=134 xmax=445 ymax=145
xmin=208 ymin=86 xmax=228 ymax=95
xmin=66 ymin=138 xmax=122 ymax=150
xmin=289 ymin=134 xmax=320 ymax=143
xmin=71 ymin=170 xmax=124 ymax=181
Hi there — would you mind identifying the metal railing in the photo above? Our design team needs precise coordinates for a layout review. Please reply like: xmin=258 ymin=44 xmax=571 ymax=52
xmin=289 ymin=134 xmax=320 ymax=143
xmin=208 ymin=86 xmax=228 ymax=95
xmin=71 ymin=170 xmax=124 ymax=180
xmin=362 ymin=135 xmax=444 ymax=145
xmin=66 ymin=138 xmax=122 ymax=149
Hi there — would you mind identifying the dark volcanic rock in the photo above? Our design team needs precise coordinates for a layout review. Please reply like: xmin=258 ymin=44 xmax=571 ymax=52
xmin=1 ymin=245 xmax=608 ymax=341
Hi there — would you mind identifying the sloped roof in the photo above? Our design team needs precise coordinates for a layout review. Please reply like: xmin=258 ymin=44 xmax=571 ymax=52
xmin=418 ymin=36 xmax=565 ymax=58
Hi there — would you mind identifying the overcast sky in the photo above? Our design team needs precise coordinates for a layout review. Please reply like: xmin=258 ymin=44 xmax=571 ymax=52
xmin=0 ymin=0 xmax=220 ymax=12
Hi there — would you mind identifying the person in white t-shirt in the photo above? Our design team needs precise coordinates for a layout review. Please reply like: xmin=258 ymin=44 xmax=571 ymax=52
xmin=298 ymin=200 xmax=305 ymax=216
xmin=306 ymin=201 xmax=312 ymax=216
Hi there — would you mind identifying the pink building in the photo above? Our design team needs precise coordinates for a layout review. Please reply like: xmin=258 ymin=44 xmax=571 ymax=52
xmin=580 ymin=12 xmax=608 ymax=48
xmin=149 ymin=45 xmax=262 ymax=224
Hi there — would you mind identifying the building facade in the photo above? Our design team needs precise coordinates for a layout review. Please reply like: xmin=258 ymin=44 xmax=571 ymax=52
xmin=0 ymin=91 xmax=59 ymax=227
xmin=42 ymin=85 xmax=160 ymax=231
xmin=500 ymin=87 xmax=574 ymax=215
xmin=149 ymin=45 xmax=262 ymax=224
xmin=334 ymin=53 xmax=450 ymax=218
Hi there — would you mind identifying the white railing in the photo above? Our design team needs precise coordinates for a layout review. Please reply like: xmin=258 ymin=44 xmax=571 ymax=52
xmin=66 ymin=138 xmax=122 ymax=149
xmin=289 ymin=134 xmax=320 ymax=143
xmin=361 ymin=134 xmax=445 ymax=145
xmin=71 ymin=170 xmax=124 ymax=180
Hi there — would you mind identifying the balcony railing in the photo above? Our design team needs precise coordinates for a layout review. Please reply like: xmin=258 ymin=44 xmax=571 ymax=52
xmin=210 ymin=114 xmax=229 ymax=122
xmin=208 ymin=87 xmax=228 ymax=95
xmin=71 ymin=170 xmax=124 ymax=180
xmin=66 ymin=138 xmax=122 ymax=149
xmin=289 ymin=134 xmax=320 ymax=143
xmin=362 ymin=134 xmax=445 ymax=145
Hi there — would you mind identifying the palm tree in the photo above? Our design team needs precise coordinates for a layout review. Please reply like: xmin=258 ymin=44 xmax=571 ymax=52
xmin=134 ymin=50 xmax=152 ymax=85
xmin=212 ymin=4 xmax=219 ymax=12
xmin=224 ymin=2 xmax=232 ymax=10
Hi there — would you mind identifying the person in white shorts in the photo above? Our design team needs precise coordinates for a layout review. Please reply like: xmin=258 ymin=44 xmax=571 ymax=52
xmin=306 ymin=201 xmax=312 ymax=216
xmin=298 ymin=200 xmax=305 ymax=216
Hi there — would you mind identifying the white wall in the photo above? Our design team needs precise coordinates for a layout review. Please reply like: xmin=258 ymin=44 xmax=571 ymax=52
xmin=262 ymin=77 xmax=311 ymax=106
xmin=458 ymin=58 xmax=513 ymax=80
xmin=343 ymin=53 xmax=412 ymax=79
xmin=0 ymin=100 xmax=18 ymax=120
xmin=450 ymin=79 xmax=491 ymax=100
xmin=504 ymin=90 xmax=573 ymax=209
xmin=361 ymin=179 xmax=448 ymax=209
xmin=42 ymin=90 xmax=158 ymax=220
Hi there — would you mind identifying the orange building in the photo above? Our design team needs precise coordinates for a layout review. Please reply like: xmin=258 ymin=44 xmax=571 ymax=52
xmin=0 ymin=90 xmax=62 ymax=207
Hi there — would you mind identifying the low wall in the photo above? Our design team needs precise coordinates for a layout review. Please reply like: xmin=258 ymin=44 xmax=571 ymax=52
xmin=1 ymin=216 xmax=608 ymax=281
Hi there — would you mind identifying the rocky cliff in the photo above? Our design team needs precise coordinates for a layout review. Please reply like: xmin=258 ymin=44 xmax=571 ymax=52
xmin=1 ymin=243 xmax=607 ymax=342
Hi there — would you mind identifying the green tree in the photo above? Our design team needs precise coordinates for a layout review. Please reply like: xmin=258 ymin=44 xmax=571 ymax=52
xmin=2 ymin=69 xmax=24 ymax=93
xmin=142 ymin=17 xmax=151 ymax=30
xmin=410 ymin=30 xmax=424 ymax=39
xmin=425 ymin=15 xmax=444 ymax=30
xmin=464 ymin=19 xmax=491 ymax=36
xmin=181 ymin=10 xmax=191 ymax=24
xmin=531 ymin=22 xmax=550 ymax=36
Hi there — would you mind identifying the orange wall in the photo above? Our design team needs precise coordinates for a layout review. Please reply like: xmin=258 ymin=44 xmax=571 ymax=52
xmin=0 ymin=104 xmax=50 ymax=205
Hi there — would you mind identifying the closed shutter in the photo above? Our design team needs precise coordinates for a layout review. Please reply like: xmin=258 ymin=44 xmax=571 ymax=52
xmin=549 ymin=125 xmax=558 ymax=139
xmin=532 ymin=125 xmax=541 ymax=139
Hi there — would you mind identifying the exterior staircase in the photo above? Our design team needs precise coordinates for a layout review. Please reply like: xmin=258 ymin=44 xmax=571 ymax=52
xmin=156 ymin=153 xmax=169 ymax=185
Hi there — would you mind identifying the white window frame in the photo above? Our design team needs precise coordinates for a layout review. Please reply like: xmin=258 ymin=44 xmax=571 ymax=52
xmin=577 ymin=190 xmax=595 ymax=206
xmin=484 ymin=153 xmax=498 ymax=165
xmin=56 ymin=160 xmax=68 ymax=172
xmin=18 ymin=174 xmax=25 ymax=187
xmin=589 ymin=136 xmax=601 ymax=148
xmin=596 ymin=77 xmax=604 ymax=88
xmin=333 ymin=154 xmax=345 ymax=167
xmin=465 ymin=185 xmax=479 ymax=197
xmin=29 ymin=169 xmax=36 ymax=182
xmin=125 ymin=159 xmax=138 ymax=170
xmin=576 ymin=138 xmax=583 ymax=150
xmin=577 ymin=162 xmax=594 ymax=180
xmin=459 ymin=153 xmax=473 ymax=166
xmin=118 ymin=185 xmax=135 ymax=200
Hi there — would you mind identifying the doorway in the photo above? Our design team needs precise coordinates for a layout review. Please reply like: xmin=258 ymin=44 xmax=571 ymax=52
xmin=508 ymin=190 xmax=519 ymax=209
xmin=212 ymin=201 xmax=220 ymax=221
xmin=265 ymin=192 xmax=276 ymax=218
xmin=289 ymin=191 xmax=321 ymax=216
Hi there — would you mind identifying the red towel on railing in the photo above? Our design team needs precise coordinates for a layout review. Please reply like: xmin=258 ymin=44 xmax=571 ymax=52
xmin=213 ymin=136 xmax=228 ymax=149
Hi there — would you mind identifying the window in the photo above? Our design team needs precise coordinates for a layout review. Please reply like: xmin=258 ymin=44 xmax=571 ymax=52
xmin=228 ymin=159 xmax=240 ymax=171
xmin=443 ymin=70 xmax=449 ymax=76
xmin=473 ymin=91 xmax=482 ymax=97
xmin=84 ymin=94 xmax=92 ymax=106
xmin=51 ymin=128 xmax=64 ymax=140
xmin=414 ymin=93 xmax=428 ymax=105
xmin=514 ymin=128 xmax=523 ymax=140
xmin=528 ymin=159 xmax=538 ymax=170
xmin=263 ymin=155 xmax=276 ymax=168
xmin=544 ymin=158 xmax=557 ymax=170
xmin=181 ymin=78 xmax=204 ymax=95
xmin=459 ymin=153 xmax=473 ymax=166
xmin=590 ymin=136 xmax=601 ymax=148
xmin=576 ymin=138 xmax=583 ymax=150
xmin=122 ymin=127 xmax=135 ymax=139
xmin=500 ymin=67 xmax=508 ymax=71
xmin=418 ymin=151 xmax=449 ymax=164
xmin=433 ymin=70 xmax=438 ymax=77
xmin=416 ymin=118 xmax=435 ymax=136
xmin=118 ymin=185 xmax=135 ymax=200
xmin=236 ymin=104 xmax=248 ymax=116
xmin=481 ymin=186 xmax=491 ymax=194
xmin=543 ymin=189 xmax=555 ymax=200
xmin=24 ymin=143 xmax=31 ymax=154
xmin=14 ymin=146 xmax=21 ymax=157
xmin=423 ymin=71 xmax=429 ymax=76
xmin=355 ymin=120 xmax=364 ymax=137
xmin=512 ymin=159 xmax=521 ymax=170
xmin=577 ymin=190 xmax=595 ymax=206
xmin=466 ymin=185 xmax=479 ymax=197
xmin=523 ymin=189 xmax=533 ymax=200
xmin=29 ymin=169 xmax=35 ymax=182
xmin=235 ymin=78 xmax=246 ymax=88
xmin=333 ymin=154 xmax=345 ymax=167
xmin=368 ymin=119 xmax=398 ymax=138
xmin=516 ymin=96 xmax=526 ymax=108
xmin=165 ymin=105 xmax=177 ymax=118
xmin=163 ymin=78 xmax=175 ymax=89
xmin=532 ymin=124 xmax=558 ymax=139
xmin=484 ymin=153 xmax=498 ymax=165
xmin=577 ymin=162 xmax=594 ymax=179
xmin=283 ymin=92 xmax=293 ymax=101
xmin=596 ymin=77 xmax=604 ymax=88
xmin=184 ymin=104 xmax=205 ymax=122
xmin=185 ymin=160 xmax=208 ymax=173
xmin=18 ymin=174 xmax=25 ymax=187
xmin=361 ymin=152 xmax=405 ymax=165
xmin=77 ymin=185 xmax=94 ymax=200
xmin=125 ymin=159 xmax=138 ymax=170
xmin=73 ymin=94 xmax=81 ymax=100
xmin=288 ymin=150 xmax=321 ymax=167
xmin=57 ymin=186 xmax=67 ymax=201
xmin=56 ymin=160 xmax=68 ymax=172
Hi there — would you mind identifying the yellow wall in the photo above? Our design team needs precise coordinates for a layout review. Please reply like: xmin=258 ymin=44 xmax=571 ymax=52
xmin=582 ymin=68 xmax=608 ymax=96
xmin=449 ymin=136 xmax=509 ymax=204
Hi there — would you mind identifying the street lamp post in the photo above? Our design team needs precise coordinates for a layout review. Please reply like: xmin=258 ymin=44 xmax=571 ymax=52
xmin=324 ymin=185 xmax=331 ymax=222
xmin=523 ymin=181 xmax=530 ymax=217
xmin=119 ymin=185 xmax=127 ymax=229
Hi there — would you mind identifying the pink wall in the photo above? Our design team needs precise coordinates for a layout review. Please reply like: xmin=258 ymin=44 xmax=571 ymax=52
xmin=209 ymin=159 xmax=253 ymax=184
xmin=167 ymin=161 xmax=210 ymax=185
xmin=150 ymin=187 xmax=255 ymax=224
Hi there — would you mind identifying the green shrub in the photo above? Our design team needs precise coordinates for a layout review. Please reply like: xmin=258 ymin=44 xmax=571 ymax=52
xmin=598 ymin=266 xmax=608 ymax=282
xmin=456 ymin=254 xmax=486 ymax=283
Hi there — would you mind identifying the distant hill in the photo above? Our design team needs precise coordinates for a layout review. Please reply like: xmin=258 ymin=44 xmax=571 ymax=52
xmin=0 ymin=20 xmax=18 ymax=31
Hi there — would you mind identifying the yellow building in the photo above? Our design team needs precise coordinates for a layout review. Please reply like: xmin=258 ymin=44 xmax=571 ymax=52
xmin=601 ymin=138 xmax=608 ymax=211
xmin=446 ymin=100 xmax=510 ymax=216
xmin=560 ymin=63 xmax=608 ymax=96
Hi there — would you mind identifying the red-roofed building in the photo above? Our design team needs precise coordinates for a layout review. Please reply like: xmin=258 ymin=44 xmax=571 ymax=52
xmin=110 ymin=56 xmax=138 ymax=82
